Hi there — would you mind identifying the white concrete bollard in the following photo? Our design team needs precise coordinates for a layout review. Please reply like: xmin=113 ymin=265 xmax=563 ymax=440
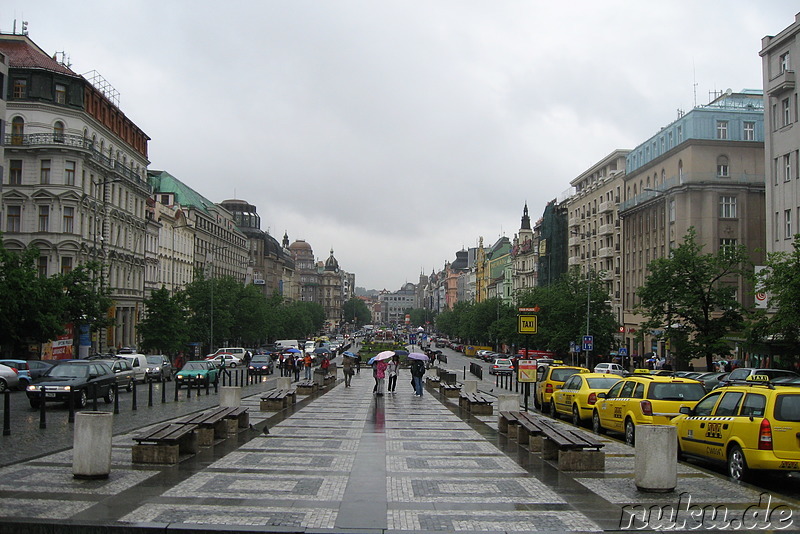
xmin=220 ymin=386 xmax=241 ymax=408
xmin=462 ymin=380 xmax=478 ymax=394
xmin=635 ymin=425 xmax=678 ymax=492
xmin=497 ymin=393 xmax=520 ymax=412
xmin=277 ymin=377 xmax=292 ymax=390
xmin=73 ymin=411 xmax=113 ymax=479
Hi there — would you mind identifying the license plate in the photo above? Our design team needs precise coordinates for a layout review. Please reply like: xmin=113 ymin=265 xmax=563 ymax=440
xmin=45 ymin=393 xmax=56 ymax=398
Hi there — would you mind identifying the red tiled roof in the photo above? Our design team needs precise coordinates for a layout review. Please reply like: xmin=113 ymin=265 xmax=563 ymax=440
xmin=0 ymin=37 xmax=77 ymax=76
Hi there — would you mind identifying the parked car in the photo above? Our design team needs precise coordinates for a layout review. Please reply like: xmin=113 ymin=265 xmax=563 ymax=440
xmin=489 ymin=358 xmax=514 ymax=375
xmin=26 ymin=360 xmax=55 ymax=380
xmin=205 ymin=353 xmax=243 ymax=368
xmin=92 ymin=358 xmax=135 ymax=391
xmin=534 ymin=364 xmax=588 ymax=412
xmin=0 ymin=359 xmax=33 ymax=388
xmin=551 ymin=372 xmax=622 ymax=426
xmin=0 ymin=363 xmax=21 ymax=392
xmin=26 ymin=360 xmax=116 ymax=408
xmin=593 ymin=362 xmax=627 ymax=376
xmin=144 ymin=355 xmax=173 ymax=382
xmin=717 ymin=368 xmax=799 ymax=388
xmin=247 ymin=355 xmax=274 ymax=376
xmin=672 ymin=376 xmax=800 ymax=481
xmin=176 ymin=361 xmax=219 ymax=388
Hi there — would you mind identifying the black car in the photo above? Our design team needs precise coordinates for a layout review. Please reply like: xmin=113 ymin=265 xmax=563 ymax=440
xmin=26 ymin=360 xmax=117 ymax=409
xmin=247 ymin=355 xmax=275 ymax=376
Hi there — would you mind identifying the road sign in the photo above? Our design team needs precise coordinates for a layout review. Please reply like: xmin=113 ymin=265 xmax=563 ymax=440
xmin=518 ymin=315 xmax=538 ymax=334
xmin=517 ymin=360 xmax=537 ymax=382
xmin=619 ymin=347 xmax=628 ymax=356
xmin=582 ymin=335 xmax=593 ymax=351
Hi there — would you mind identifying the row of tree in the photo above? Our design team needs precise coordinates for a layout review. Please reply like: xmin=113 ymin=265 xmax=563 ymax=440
xmin=433 ymin=230 xmax=800 ymax=371
xmin=0 ymin=239 xmax=374 ymax=358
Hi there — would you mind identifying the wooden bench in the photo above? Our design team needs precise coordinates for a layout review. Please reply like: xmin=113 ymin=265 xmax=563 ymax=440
xmin=499 ymin=411 xmax=548 ymax=446
xmin=440 ymin=382 xmax=462 ymax=398
xmin=260 ymin=388 xmax=297 ymax=411
xmin=132 ymin=422 xmax=199 ymax=464
xmin=174 ymin=407 xmax=240 ymax=446
xmin=458 ymin=392 xmax=494 ymax=415
xmin=217 ymin=405 xmax=250 ymax=431
xmin=536 ymin=418 xmax=604 ymax=471
xmin=295 ymin=380 xmax=316 ymax=395
xmin=425 ymin=375 xmax=441 ymax=385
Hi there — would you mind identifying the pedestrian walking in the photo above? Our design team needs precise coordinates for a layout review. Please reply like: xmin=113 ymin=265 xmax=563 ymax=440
xmin=387 ymin=354 xmax=399 ymax=394
xmin=303 ymin=353 xmax=313 ymax=380
xmin=409 ymin=357 xmax=425 ymax=396
xmin=342 ymin=353 xmax=355 ymax=387
xmin=355 ymin=354 xmax=361 ymax=374
xmin=374 ymin=359 xmax=387 ymax=396
xmin=293 ymin=356 xmax=301 ymax=381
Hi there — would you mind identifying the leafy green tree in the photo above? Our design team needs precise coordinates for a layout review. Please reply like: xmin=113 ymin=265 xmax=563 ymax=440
xmin=343 ymin=297 xmax=372 ymax=326
xmin=59 ymin=260 xmax=114 ymax=336
xmin=637 ymin=228 xmax=749 ymax=371
xmin=139 ymin=286 xmax=188 ymax=355
xmin=748 ymin=234 xmax=800 ymax=363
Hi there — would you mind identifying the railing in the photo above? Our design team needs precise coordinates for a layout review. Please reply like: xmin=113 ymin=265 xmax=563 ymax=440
xmin=4 ymin=133 xmax=149 ymax=189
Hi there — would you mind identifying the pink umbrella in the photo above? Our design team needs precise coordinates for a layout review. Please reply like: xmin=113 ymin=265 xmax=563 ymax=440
xmin=408 ymin=352 xmax=429 ymax=361
xmin=374 ymin=350 xmax=396 ymax=361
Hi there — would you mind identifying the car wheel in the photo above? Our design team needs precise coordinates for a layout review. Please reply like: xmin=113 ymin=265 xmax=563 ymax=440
xmin=77 ymin=389 xmax=88 ymax=409
xmin=550 ymin=399 xmax=558 ymax=419
xmin=0 ymin=379 xmax=7 ymax=393
xmin=624 ymin=418 xmax=636 ymax=446
xmin=104 ymin=386 xmax=115 ymax=404
xmin=592 ymin=411 xmax=605 ymax=435
xmin=29 ymin=399 xmax=40 ymax=409
xmin=728 ymin=444 xmax=750 ymax=481
xmin=229 ymin=362 xmax=237 ymax=368
xmin=571 ymin=405 xmax=581 ymax=427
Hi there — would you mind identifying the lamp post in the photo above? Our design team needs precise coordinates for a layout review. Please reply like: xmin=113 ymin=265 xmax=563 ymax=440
xmin=585 ymin=269 xmax=591 ymax=370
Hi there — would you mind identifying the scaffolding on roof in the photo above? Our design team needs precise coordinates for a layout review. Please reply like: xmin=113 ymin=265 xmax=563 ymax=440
xmin=82 ymin=69 xmax=120 ymax=107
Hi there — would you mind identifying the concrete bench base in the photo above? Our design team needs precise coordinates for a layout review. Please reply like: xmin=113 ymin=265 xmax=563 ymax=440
xmin=297 ymin=384 xmax=315 ymax=395
xmin=132 ymin=443 xmax=180 ymax=464
xmin=469 ymin=403 xmax=493 ymax=415
xmin=541 ymin=439 xmax=604 ymax=471
xmin=261 ymin=399 xmax=285 ymax=411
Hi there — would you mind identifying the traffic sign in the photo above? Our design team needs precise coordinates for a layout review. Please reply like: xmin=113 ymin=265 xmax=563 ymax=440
xmin=517 ymin=360 xmax=537 ymax=382
xmin=582 ymin=335 xmax=593 ymax=351
xmin=518 ymin=315 xmax=538 ymax=334
xmin=619 ymin=347 xmax=628 ymax=356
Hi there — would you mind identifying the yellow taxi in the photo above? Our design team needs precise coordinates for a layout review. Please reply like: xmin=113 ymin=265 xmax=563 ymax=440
xmin=551 ymin=372 xmax=622 ymax=426
xmin=534 ymin=363 xmax=589 ymax=414
xmin=671 ymin=376 xmax=800 ymax=481
xmin=591 ymin=370 xmax=706 ymax=446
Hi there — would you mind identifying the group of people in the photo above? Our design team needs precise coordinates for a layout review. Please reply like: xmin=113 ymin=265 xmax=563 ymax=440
xmin=277 ymin=352 xmax=314 ymax=381
xmin=343 ymin=353 xmax=425 ymax=397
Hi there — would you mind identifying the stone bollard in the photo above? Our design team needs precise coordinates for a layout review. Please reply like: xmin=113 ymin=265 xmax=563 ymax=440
xmin=277 ymin=377 xmax=292 ymax=390
xmin=462 ymin=380 xmax=478 ymax=394
xmin=497 ymin=393 xmax=520 ymax=412
xmin=73 ymin=411 xmax=113 ymax=479
xmin=219 ymin=386 xmax=241 ymax=408
xmin=635 ymin=425 xmax=677 ymax=492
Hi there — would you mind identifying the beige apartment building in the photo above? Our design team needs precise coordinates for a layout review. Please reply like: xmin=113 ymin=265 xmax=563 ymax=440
xmin=566 ymin=150 xmax=629 ymax=329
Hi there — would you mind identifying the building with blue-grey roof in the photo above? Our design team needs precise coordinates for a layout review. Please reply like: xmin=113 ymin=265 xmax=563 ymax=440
xmin=618 ymin=89 xmax=766 ymax=367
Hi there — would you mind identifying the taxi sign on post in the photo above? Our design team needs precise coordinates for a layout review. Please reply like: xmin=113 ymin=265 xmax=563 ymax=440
xmin=518 ymin=315 xmax=538 ymax=334
xmin=517 ymin=359 xmax=537 ymax=382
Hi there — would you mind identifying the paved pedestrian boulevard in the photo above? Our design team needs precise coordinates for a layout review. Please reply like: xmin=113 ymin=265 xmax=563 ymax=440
xmin=0 ymin=368 xmax=797 ymax=533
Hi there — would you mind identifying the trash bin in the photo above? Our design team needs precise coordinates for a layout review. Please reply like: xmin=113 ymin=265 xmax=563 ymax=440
xmin=635 ymin=425 xmax=677 ymax=492
xmin=73 ymin=411 xmax=113 ymax=479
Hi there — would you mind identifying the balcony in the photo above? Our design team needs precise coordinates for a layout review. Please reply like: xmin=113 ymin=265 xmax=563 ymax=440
xmin=569 ymin=235 xmax=581 ymax=246
xmin=602 ymin=271 xmax=614 ymax=281
xmin=767 ymin=70 xmax=796 ymax=96
xmin=598 ymin=223 xmax=615 ymax=236
xmin=598 ymin=200 xmax=614 ymax=214
xmin=568 ymin=256 xmax=582 ymax=266
xmin=4 ymin=133 xmax=149 ymax=189
xmin=568 ymin=216 xmax=581 ymax=228
xmin=598 ymin=247 xmax=614 ymax=258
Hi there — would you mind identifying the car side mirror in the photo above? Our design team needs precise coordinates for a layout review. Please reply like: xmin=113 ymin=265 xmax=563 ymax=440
xmin=597 ymin=392 xmax=606 ymax=399
xmin=89 ymin=373 xmax=99 ymax=379
xmin=679 ymin=406 xmax=693 ymax=416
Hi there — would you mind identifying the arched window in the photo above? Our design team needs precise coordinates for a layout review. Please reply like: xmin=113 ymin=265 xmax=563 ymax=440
xmin=716 ymin=156 xmax=730 ymax=178
xmin=661 ymin=169 xmax=666 ymax=184
xmin=11 ymin=116 xmax=24 ymax=145
xmin=678 ymin=160 xmax=684 ymax=182
xmin=91 ymin=134 xmax=97 ymax=150
xmin=54 ymin=121 xmax=65 ymax=143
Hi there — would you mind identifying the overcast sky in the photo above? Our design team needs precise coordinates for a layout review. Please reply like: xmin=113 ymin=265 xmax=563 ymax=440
xmin=4 ymin=2 xmax=797 ymax=290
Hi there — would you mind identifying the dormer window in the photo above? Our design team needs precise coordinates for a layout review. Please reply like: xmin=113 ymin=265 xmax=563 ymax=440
xmin=55 ymin=83 xmax=67 ymax=104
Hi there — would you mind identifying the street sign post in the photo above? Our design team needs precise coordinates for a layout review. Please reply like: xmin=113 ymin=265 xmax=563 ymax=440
xmin=582 ymin=335 xmax=593 ymax=351
xmin=518 ymin=315 xmax=538 ymax=334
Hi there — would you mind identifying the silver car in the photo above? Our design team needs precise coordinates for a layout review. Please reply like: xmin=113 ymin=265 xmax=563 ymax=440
xmin=0 ymin=363 xmax=21 ymax=392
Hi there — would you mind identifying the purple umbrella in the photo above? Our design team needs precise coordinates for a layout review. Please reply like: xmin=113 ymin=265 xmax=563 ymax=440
xmin=408 ymin=352 xmax=429 ymax=361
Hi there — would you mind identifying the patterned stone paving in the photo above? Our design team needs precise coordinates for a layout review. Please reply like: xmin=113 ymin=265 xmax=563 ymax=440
xmin=267 ymin=426 xmax=363 ymax=438
xmin=0 ymin=465 xmax=156 ymax=495
xmin=388 ymin=476 xmax=565 ymax=503
xmin=0 ymin=498 xmax=97 ymax=519
xmin=388 ymin=509 xmax=601 ymax=532
xmin=387 ymin=454 xmax=526 ymax=473
xmin=120 ymin=503 xmax=338 ymax=528
xmin=241 ymin=436 xmax=360 ymax=451
xmin=386 ymin=440 xmax=501 ymax=454
xmin=210 ymin=450 xmax=356 ymax=471
xmin=163 ymin=472 xmax=349 ymax=500
xmin=387 ymin=429 xmax=486 ymax=440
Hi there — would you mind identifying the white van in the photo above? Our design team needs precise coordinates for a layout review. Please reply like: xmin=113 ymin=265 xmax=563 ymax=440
xmin=304 ymin=341 xmax=316 ymax=354
xmin=120 ymin=354 xmax=148 ymax=383
xmin=275 ymin=340 xmax=299 ymax=350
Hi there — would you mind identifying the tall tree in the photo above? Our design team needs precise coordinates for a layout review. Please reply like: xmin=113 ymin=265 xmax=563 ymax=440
xmin=139 ymin=286 xmax=188 ymax=356
xmin=637 ymin=228 xmax=749 ymax=371
xmin=343 ymin=297 xmax=372 ymax=326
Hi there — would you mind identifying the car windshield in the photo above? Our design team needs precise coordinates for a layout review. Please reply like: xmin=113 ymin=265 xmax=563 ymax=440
xmin=251 ymin=356 xmax=270 ymax=363
xmin=183 ymin=362 xmax=206 ymax=371
xmin=47 ymin=364 xmax=89 ymax=378
xmin=550 ymin=368 xmax=580 ymax=382
xmin=647 ymin=382 xmax=706 ymax=401
xmin=146 ymin=356 xmax=163 ymax=364
xmin=495 ymin=359 xmax=511 ymax=365
xmin=586 ymin=378 xmax=620 ymax=389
